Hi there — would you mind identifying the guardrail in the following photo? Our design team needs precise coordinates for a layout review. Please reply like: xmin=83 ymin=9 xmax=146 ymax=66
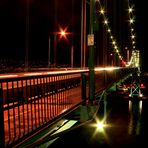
xmin=0 ymin=67 xmax=137 ymax=147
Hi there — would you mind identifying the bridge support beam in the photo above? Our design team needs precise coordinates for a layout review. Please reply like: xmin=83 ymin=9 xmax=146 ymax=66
xmin=80 ymin=104 xmax=97 ymax=122
xmin=80 ymin=105 xmax=89 ymax=122
xmin=103 ymin=91 xmax=107 ymax=123
xmin=88 ymin=0 xmax=95 ymax=103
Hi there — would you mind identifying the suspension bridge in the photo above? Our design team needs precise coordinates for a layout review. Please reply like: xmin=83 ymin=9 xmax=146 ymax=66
xmin=0 ymin=0 xmax=145 ymax=147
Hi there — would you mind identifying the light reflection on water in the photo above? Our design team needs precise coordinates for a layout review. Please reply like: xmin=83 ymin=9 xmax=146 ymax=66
xmin=128 ymin=99 xmax=142 ymax=135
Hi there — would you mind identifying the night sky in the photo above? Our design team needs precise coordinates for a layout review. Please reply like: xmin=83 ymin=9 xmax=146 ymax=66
xmin=0 ymin=0 xmax=147 ymax=70
xmin=134 ymin=0 xmax=147 ymax=71
xmin=0 ymin=0 xmax=81 ymax=66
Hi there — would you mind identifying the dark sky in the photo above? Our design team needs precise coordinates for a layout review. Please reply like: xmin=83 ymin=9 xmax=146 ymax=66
xmin=0 ymin=0 xmax=82 ymax=66
xmin=134 ymin=1 xmax=147 ymax=71
xmin=0 ymin=0 xmax=147 ymax=69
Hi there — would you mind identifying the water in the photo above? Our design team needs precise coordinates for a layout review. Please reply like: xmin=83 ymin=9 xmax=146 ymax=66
xmin=48 ymin=93 xmax=148 ymax=148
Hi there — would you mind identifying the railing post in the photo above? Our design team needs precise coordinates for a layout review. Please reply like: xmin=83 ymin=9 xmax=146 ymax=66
xmin=80 ymin=73 xmax=89 ymax=122
xmin=81 ymin=73 xmax=86 ymax=104
xmin=0 ymin=83 xmax=5 ymax=148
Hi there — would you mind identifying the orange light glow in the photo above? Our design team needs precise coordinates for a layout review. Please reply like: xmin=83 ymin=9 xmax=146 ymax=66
xmin=58 ymin=27 xmax=68 ymax=39
xmin=61 ymin=30 xmax=66 ymax=36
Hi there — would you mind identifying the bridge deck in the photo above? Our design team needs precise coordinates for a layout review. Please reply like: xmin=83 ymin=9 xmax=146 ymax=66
xmin=3 ymin=86 xmax=83 ymax=145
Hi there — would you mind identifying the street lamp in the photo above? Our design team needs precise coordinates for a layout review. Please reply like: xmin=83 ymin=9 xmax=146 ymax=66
xmin=71 ymin=45 xmax=74 ymax=68
xmin=48 ymin=28 xmax=72 ymax=68
xmin=48 ymin=33 xmax=57 ymax=68
xmin=60 ymin=30 xmax=66 ymax=36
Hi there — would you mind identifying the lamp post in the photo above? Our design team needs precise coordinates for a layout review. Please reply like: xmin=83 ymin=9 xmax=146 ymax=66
xmin=48 ymin=37 xmax=51 ymax=68
xmin=58 ymin=29 xmax=74 ymax=68
xmin=71 ymin=45 xmax=74 ymax=68
xmin=48 ymin=29 xmax=70 ymax=68
xmin=53 ymin=34 xmax=57 ymax=67
xmin=48 ymin=33 xmax=57 ymax=68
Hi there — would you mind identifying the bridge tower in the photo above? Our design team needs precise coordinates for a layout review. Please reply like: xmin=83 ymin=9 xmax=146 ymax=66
xmin=129 ymin=81 xmax=143 ymax=98
xmin=128 ymin=47 xmax=143 ymax=98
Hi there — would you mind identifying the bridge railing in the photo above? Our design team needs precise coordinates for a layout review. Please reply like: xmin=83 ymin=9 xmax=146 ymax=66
xmin=0 ymin=67 xmax=137 ymax=147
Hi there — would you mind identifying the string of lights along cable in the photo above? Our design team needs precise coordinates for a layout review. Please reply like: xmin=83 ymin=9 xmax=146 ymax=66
xmin=95 ymin=0 xmax=139 ymax=68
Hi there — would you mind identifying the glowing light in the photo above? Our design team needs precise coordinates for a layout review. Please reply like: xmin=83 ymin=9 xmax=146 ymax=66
xmin=128 ymin=100 xmax=132 ymax=112
xmin=95 ymin=67 xmax=121 ymax=71
xmin=107 ymin=29 xmax=111 ymax=33
xmin=61 ymin=31 xmax=66 ymax=36
xmin=24 ymin=73 xmax=42 ymax=76
xmin=116 ymin=49 xmax=119 ymax=53
xmin=139 ymin=100 xmax=142 ymax=114
xmin=129 ymin=18 xmax=134 ymax=24
xmin=128 ymin=7 xmax=133 ymax=13
xmin=112 ymin=41 xmax=116 ymax=45
xmin=114 ymin=45 xmax=117 ymax=49
xmin=131 ymin=35 xmax=135 ymax=39
xmin=57 ymin=26 xmax=71 ymax=40
xmin=100 ymin=9 xmax=105 ymax=14
xmin=90 ymin=117 xmax=108 ymax=134
xmin=104 ymin=19 xmax=108 ymax=25
xmin=110 ymin=36 xmax=113 ymax=39
xmin=95 ymin=0 xmax=134 ymax=66
xmin=140 ymin=83 xmax=145 ymax=88
xmin=139 ymin=93 xmax=143 ymax=97
xmin=0 ymin=74 xmax=18 ymax=78
xmin=96 ymin=121 xmax=104 ymax=130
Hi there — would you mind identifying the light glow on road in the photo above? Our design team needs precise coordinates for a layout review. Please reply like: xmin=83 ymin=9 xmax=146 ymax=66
xmin=90 ymin=117 xmax=108 ymax=132
xmin=96 ymin=121 xmax=105 ymax=130
xmin=89 ymin=117 xmax=110 ymax=141
xmin=95 ymin=67 xmax=121 ymax=71
xmin=0 ymin=67 xmax=125 ymax=79
xmin=24 ymin=73 xmax=42 ymax=76
xmin=0 ymin=74 xmax=18 ymax=78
